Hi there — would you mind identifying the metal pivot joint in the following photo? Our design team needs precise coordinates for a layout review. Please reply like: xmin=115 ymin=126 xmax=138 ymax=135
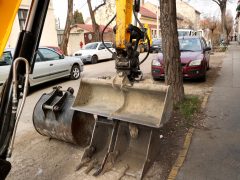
xmin=115 ymin=24 xmax=145 ymax=81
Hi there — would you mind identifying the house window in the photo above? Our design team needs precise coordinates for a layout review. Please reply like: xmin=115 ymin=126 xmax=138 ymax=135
xmin=18 ymin=9 xmax=28 ymax=31
xmin=152 ymin=30 xmax=154 ymax=37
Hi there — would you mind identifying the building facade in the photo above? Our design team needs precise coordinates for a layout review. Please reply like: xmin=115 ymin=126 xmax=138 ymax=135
xmin=6 ymin=0 xmax=58 ymax=49
xmin=176 ymin=0 xmax=201 ymax=30
xmin=94 ymin=0 xmax=200 ymax=38
xmin=63 ymin=24 xmax=113 ymax=55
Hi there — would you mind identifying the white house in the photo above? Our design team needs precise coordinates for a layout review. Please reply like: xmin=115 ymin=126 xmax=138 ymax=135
xmin=6 ymin=0 xmax=58 ymax=49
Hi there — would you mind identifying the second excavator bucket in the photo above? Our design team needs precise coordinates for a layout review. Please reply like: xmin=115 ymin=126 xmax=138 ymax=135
xmin=33 ymin=87 xmax=95 ymax=146
xmin=73 ymin=77 xmax=173 ymax=179
xmin=73 ymin=78 xmax=173 ymax=128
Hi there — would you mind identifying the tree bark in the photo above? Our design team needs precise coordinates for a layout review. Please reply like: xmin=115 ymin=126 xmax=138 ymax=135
xmin=87 ymin=0 xmax=106 ymax=42
xmin=220 ymin=5 xmax=228 ymax=43
xmin=60 ymin=0 xmax=73 ymax=55
xmin=160 ymin=0 xmax=184 ymax=104
xmin=212 ymin=0 xmax=228 ymax=43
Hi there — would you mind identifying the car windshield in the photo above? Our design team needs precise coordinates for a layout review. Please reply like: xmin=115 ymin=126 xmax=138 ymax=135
xmin=179 ymin=38 xmax=202 ymax=52
xmin=0 ymin=51 xmax=12 ymax=66
xmin=84 ymin=43 xmax=98 ymax=50
xmin=152 ymin=39 xmax=161 ymax=45
xmin=178 ymin=31 xmax=190 ymax=36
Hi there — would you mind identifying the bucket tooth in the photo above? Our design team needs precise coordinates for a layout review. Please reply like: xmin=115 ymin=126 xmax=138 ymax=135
xmin=78 ymin=120 xmax=161 ymax=179
xmin=99 ymin=150 xmax=119 ymax=175
xmin=75 ymin=157 xmax=91 ymax=171
xmin=78 ymin=116 xmax=119 ymax=175
xmin=84 ymin=159 xmax=98 ymax=174
xmin=111 ymin=122 xmax=160 ymax=179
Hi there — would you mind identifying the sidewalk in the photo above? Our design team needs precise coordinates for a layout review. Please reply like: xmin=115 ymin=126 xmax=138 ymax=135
xmin=177 ymin=42 xmax=240 ymax=180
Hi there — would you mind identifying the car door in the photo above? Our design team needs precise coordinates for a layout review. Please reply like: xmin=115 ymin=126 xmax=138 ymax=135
xmin=38 ymin=48 xmax=69 ymax=80
xmin=201 ymin=38 xmax=210 ymax=64
xmin=105 ymin=43 xmax=114 ymax=59
xmin=97 ymin=43 xmax=108 ymax=60
xmin=30 ymin=52 xmax=55 ymax=85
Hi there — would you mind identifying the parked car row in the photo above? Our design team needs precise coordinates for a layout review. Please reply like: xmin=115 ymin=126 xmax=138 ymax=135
xmin=0 ymin=47 xmax=84 ymax=90
xmin=149 ymin=38 xmax=162 ymax=53
xmin=0 ymin=36 xmax=211 ymax=92
xmin=73 ymin=42 xmax=115 ymax=64
xmin=152 ymin=36 xmax=211 ymax=81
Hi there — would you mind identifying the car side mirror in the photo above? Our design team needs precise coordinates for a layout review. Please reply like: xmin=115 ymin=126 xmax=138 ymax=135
xmin=59 ymin=54 xmax=64 ymax=59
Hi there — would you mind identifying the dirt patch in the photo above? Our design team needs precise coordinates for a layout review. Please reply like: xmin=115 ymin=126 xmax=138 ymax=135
xmin=143 ymin=97 xmax=203 ymax=180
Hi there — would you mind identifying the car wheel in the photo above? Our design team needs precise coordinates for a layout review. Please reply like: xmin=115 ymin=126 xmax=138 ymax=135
xmin=152 ymin=77 xmax=158 ymax=81
xmin=207 ymin=62 xmax=210 ymax=70
xmin=91 ymin=55 xmax=98 ymax=64
xmin=199 ymin=73 xmax=206 ymax=82
xmin=70 ymin=65 xmax=81 ymax=80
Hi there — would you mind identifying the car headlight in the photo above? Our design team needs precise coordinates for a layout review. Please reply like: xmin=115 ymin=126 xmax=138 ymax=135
xmin=152 ymin=59 xmax=161 ymax=66
xmin=189 ymin=59 xmax=202 ymax=66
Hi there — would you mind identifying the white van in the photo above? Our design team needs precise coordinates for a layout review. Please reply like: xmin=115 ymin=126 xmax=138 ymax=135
xmin=177 ymin=29 xmax=195 ymax=36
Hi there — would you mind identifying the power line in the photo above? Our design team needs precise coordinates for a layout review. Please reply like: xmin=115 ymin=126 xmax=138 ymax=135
xmin=74 ymin=1 xmax=87 ymax=11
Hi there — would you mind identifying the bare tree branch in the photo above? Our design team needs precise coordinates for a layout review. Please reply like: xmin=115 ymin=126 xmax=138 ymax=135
xmin=212 ymin=0 xmax=220 ymax=6
xmin=93 ymin=0 xmax=106 ymax=13
xmin=60 ymin=0 xmax=73 ymax=55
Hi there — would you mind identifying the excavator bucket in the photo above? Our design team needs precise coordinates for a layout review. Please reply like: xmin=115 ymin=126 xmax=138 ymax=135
xmin=33 ymin=86 xmax=95 ymax=146
xmin=72 ymin=77 xmax=173 ymax=179
xmin=73 ymin=78 xmax=173 ymax=128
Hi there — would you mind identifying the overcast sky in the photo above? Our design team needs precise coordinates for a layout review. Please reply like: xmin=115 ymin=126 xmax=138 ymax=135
xmin=52 ymin=0 xmax=237 ymax=29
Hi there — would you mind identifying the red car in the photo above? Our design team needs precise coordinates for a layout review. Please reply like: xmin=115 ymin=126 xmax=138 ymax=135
xmin=45 ymin=46 xmax=64 ymax=55
xmin=152 ymin=36 xmax=211 ymax=81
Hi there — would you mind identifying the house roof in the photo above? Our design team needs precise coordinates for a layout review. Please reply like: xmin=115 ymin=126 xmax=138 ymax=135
xmin=140 ymin=7 xmax=156 ymax=19
xmin=74 ymin=24 xmax=113 ymax=33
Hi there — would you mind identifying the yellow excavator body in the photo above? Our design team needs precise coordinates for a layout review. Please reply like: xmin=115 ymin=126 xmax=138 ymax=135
xmin=0 ymin=0 xmax=21 ymax=57
xmin=138 ymin=24 xmax=152 ymax=53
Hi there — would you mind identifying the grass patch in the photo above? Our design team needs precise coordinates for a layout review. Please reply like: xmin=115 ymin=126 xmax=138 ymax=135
xmin=175 ymin=96 xmax=201 ymax=126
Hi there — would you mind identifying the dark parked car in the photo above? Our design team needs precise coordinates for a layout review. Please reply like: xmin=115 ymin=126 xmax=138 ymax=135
xmin=152 ymin=36 xmax=211 ymax=81
xmin=150 ymin=38 xmax=161 ymax=53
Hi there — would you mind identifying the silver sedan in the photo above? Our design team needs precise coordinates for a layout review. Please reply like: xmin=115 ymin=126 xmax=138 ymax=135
xmin=0 ymin=47 xmax=84 ymax=91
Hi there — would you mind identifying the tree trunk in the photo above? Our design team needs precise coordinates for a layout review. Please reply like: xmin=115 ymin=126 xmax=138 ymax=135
xmin=220 ymin=4 xmax=228 ymax=44
xmin=211 ymin=29 xmax=214 ymax=46
xmin=160 ymin=0 xmax=184 ymax=104
xmin=60 ymin=0 xmax=73 ymax=55
xmin=87 ymin=0 xmax=100 ymax=41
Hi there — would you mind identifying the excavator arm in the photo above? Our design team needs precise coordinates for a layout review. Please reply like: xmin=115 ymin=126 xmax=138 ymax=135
xmin=0 ymin=0 xmax=50 ymax=179
xmin=0 ymin=0 xmax=21 ymax=56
